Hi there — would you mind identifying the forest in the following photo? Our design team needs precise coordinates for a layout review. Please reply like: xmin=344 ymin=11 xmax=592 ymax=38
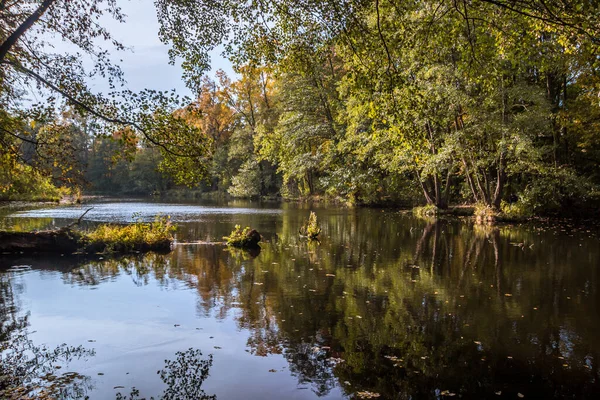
xmin=1 ymin=0 xmax=599 ymax=218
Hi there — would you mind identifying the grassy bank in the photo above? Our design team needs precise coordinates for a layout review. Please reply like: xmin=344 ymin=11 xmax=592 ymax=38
xmin=84 ymin=216 xmax=175 ymax=253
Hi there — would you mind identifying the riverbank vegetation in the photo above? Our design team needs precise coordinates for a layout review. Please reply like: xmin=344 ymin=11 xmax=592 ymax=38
xmin=1 ymin=1 xmax=599 ymax=218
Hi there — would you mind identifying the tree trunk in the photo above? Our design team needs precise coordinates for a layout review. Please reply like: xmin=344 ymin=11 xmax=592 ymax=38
xmin=0 ymin=0 xmax=56 ymax=63
xmin=492 ymin=152 xmax=506 ymax=209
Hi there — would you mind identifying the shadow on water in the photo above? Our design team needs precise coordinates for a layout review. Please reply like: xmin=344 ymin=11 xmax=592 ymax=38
xmin=1 ymin=203 xmax=600 ymax=399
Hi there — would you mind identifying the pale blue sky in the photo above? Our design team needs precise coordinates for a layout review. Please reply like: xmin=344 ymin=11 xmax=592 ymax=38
xmin=55 ymin=0 xmax=234 ymax=98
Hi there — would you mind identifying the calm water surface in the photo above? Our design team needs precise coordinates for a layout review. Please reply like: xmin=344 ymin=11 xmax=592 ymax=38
xmin=1 ymin=199 xmax=599 ymax=399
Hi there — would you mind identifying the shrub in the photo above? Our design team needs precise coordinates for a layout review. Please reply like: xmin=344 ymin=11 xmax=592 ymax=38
xmin=473 ymin=202 xmax=497 ymax=224
xmin=500 ymin=200 xmax=533 ymax=220
xmin=223 ymin=225 xmax=261 ymax=248
xmin=412 ymin=204 xmax=439 ymax=218
xmin=84 ymin=215 xmax=175 ymax=253
xmin=299 ymin=211 xmax=321 ymax=239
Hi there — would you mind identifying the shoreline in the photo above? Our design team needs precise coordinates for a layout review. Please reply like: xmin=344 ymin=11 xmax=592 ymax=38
xmin=2 ymin=196 xmax=600 ymax=227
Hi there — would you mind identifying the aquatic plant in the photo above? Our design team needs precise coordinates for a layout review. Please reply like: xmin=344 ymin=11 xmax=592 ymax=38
xmin=223 ymin=225 xmax=261 ymax=248
xmin=299 ymin=211 xmax=321 ymax=239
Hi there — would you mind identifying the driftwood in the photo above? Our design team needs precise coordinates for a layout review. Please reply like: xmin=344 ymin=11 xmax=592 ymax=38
xmin=64 ymin=207 xmax=93 ymax=229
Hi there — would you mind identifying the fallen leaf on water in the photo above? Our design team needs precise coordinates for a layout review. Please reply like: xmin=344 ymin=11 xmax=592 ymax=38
xmin=356 ymin=391 xmax=381 ymax=399
xmin=440 ymin=390 xmax=456 ymax=397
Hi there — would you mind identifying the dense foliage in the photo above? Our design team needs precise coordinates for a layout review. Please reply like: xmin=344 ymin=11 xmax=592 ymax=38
xmin=1 ymin=1 xmax=599 ymax=216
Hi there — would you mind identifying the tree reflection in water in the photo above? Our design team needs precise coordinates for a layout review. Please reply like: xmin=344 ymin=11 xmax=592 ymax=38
xmin=116 ymin=348 xmax=215 ymax=400
xmin=7 ymin=213 xmax=600 ymax=399
xmin=0 ymin=274 xmax=94 ymax=399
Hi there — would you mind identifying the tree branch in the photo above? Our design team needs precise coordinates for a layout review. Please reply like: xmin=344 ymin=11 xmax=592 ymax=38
xmin=2 ymin=60 xmax=192 ymax=158
xmin=0 ymin=0 xmax=56 ymax=63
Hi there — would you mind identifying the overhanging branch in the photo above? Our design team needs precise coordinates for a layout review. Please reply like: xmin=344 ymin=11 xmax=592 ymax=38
xmin=2 ymin=60 xmax=194 ymax=158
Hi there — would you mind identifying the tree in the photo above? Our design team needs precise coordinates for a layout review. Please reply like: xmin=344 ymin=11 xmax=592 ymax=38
xmin=0 ymin=0 xmax=218 ymax=189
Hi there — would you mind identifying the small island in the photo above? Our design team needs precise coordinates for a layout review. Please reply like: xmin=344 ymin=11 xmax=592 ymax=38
xmin=223 ymin=225 xmax=261 ymax=249
xmin=0 ymin=215 xmax=175 ymax=255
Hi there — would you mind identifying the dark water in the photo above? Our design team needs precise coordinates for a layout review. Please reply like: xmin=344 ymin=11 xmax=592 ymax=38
xmin=1 ymin=200 xmax=599 ymax=399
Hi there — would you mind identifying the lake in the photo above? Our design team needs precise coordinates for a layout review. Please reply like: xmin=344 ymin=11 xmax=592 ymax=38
xmin=1 ymin=199 xmax=599 ymax=399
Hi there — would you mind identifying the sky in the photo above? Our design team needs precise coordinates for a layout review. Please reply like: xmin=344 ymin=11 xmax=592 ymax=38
xmin=59 ymin=0 xmax=234 ymax=98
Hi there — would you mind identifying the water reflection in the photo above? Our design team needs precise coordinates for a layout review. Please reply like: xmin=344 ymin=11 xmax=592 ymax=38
xmin=1 ymin=208 xmax=600 ymax=398
xmin=116 ymin=348 xmax=215 ymax=400
xmin=0 ymin=273 xmax=94 ymax=399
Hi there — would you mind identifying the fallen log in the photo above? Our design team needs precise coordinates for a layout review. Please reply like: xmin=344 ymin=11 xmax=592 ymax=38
xmin=0 ymin=228 xmax=173 ymax=254
xmin=0 ymin=228 xmax=82 ymax=253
